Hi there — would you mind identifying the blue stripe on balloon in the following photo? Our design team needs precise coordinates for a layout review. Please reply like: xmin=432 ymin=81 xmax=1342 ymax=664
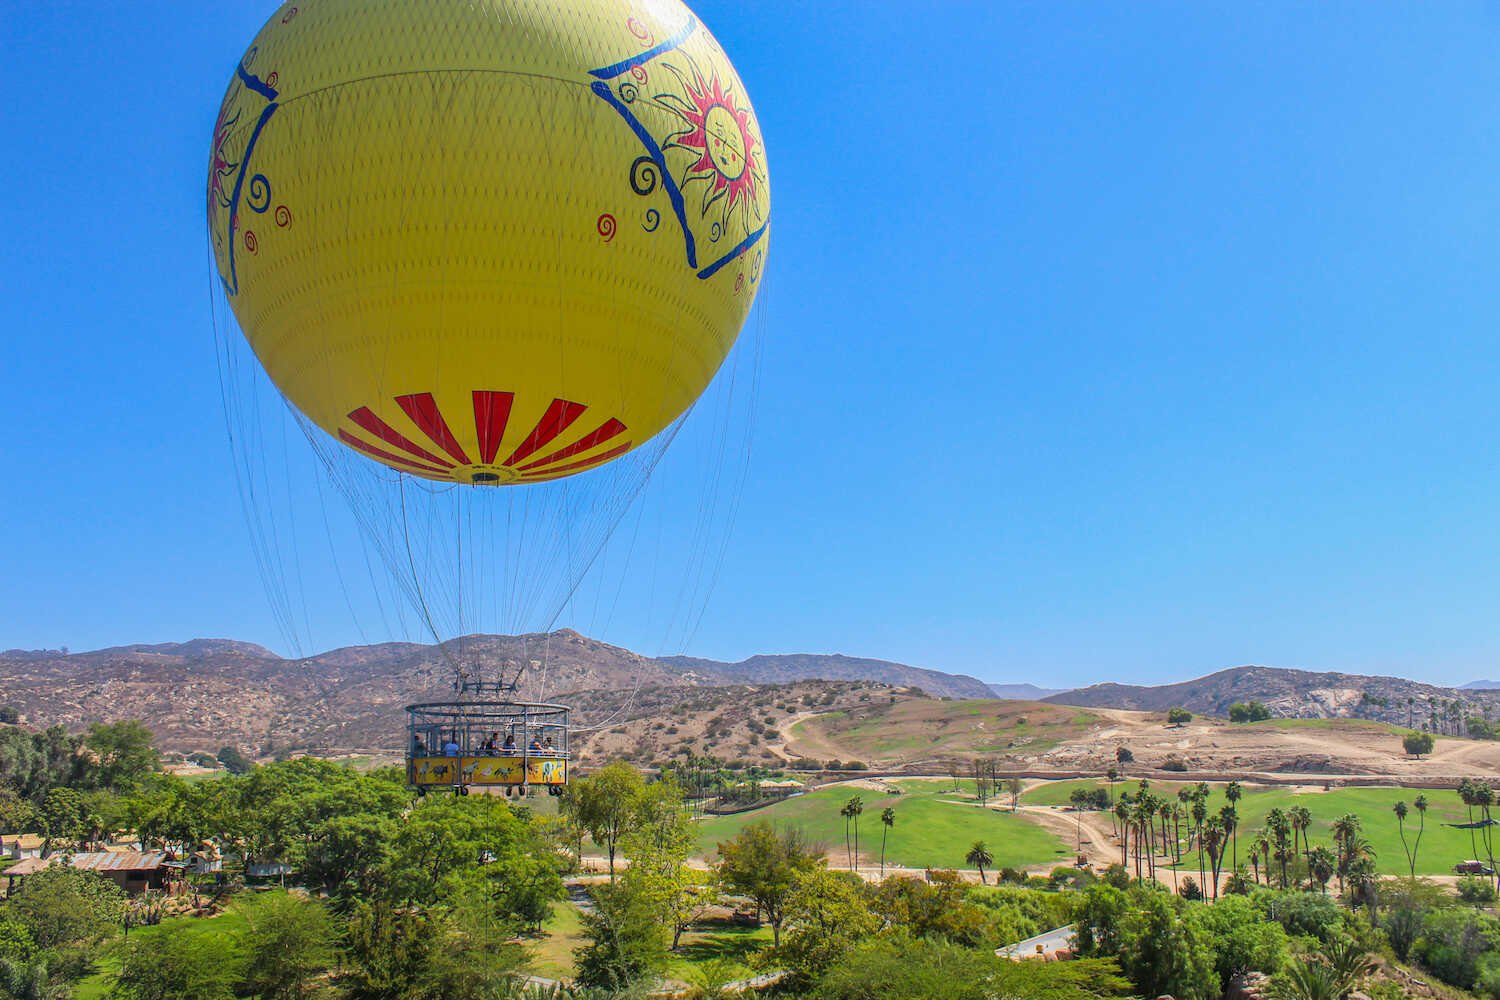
xmin=696 ymin=219 xmax=769 ymax=280
xmin=588 ymin=18 xmax=697 ymax=80
xmin=590 ymin=81 xmax=697 ymax=269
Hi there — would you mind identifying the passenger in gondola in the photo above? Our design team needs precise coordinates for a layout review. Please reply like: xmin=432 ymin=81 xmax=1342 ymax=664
xmin=543 ymin=735 xmax=556 ymax=755
xmin=443 ymin=734 xmax=462 ymax=756
xmin=503 ymin=732 xmax=516 ymax=751
xmin=529 ymin=735 xmax=542 ymax=752
xmin=480 ymin=732 xmax=498 ymax=754
xmin=412 ymin=735 xmax=427 ymax=756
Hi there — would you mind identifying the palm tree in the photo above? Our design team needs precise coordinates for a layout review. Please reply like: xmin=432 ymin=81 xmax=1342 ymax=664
xmin=966 ymin=840 xmax=993 ymax=884
xmin=1267 ymin=808 xmax=1292 ymax=888
xmin=1289 ymin=805 xmax=1312 ymax=864
xmin=1249 ymin=831 xmax=1268 ymax=885
xmin=1460 ymin=778 xmax=1480 ymax=863
xmin=1393 ymin=800 xmax=1413 ymax=877
xmin=1412 ymin=794 xmax=1428 ymax=876
xmin=1203 ymin=816 xmax=1226 ymax=899
xmin=840 ymin=800 xmax=854 ymax=869
xmin=1476 ymin=782 xmax=1499 ymax=891
xmin=1219 ymin=803 xmax=1238 ymax=886
xmin=880 ymin=807 xmax=895 ymax=876
xmin=1192 ymin=795 xmax=1209 ymax=890
xmin=848 ymin=796 xmax=864 ymax=872
xmin=1225 ymin=781 xmax=1242 ymax=866
xmin=1307 ymin=845 xmax=1335 ymax=893
xmin=1331 ymin=813 xmax=1362 ymax=894
xmin=1114 ymin=799 xmax=1130 ymax=867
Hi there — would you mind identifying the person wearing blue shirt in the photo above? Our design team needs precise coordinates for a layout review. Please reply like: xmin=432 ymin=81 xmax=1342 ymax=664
xmin=443 ymin=735 xmax=461 ymax=756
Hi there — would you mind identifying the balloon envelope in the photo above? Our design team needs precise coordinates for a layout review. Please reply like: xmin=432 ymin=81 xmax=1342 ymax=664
xmin=208 ymin=0 xmax=770 ymax=486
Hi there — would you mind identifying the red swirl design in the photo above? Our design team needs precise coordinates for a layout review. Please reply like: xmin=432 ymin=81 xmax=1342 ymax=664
xmin=630 ymin=65 xmax=648 ymax=85
xmin=244 ymin=230 xmax=259 ymax=254
xmin=734 ymin=272 xmax=745 ymax=294
xmin=265 ymin=72 xmax=279 ymax=88
xmin=627 ymin=17 xmax=653 ymax=44
xmin=596 ymin=214 xmax=618 ymax=243
xmin=281 ymin=6 xmax=298 ymax=23
xmin=274 ymin=205 xmax=292 ymax=228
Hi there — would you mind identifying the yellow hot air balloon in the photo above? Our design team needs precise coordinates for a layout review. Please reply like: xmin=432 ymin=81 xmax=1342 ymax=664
xmin=208 ymin=0 xmax=770 ymax=486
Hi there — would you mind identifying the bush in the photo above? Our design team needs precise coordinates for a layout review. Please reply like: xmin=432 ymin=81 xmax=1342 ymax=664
xmin=1459 ymin=875 xmax=1498 ymax=905
xmin=1102 ymin=864 xmax=1132 ymax=889
xmin=1178 ymin=876 xmax=1202 ymax=900
xmin=1161 ymin=756 xmax=1189 ymax=772
xmin=1167 ymin=708 xmax=1193 ymax=726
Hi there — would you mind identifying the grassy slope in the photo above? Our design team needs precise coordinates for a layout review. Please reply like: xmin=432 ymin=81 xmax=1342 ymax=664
xmin=790 ymin=700 xmax=1097 ymax=763
xmin=1023 ymin=778 xmax=1484 ymax=876
xmin=695 ymin=779 xmax=1070 ymax=871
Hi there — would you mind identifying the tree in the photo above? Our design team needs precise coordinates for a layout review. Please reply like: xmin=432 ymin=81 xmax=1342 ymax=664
xmin=775 ymin=868 xmax=878 ymax=987
xmin=0 ymin=706 xmax=18 ymax=725
xmin=1307 ymin=846 xmax=1335 ymax=893
xmin=1402 ymin=731 xmax=1435 ymax=758
xmin=880 ymin=807 xmax=895 ymax=876
xmin=715 ymin=821 xmax=821 ymax=947
xmin=1228 ymin=701 xmax=1271 ymax=723
xmin=965 ymin=841 xmax=993 ymax=884
xmin=1115 ymin=746 xmax=1133 ymax=768
xmin=1192 ymin=894 xmax=1288 ymax=989
xmin=112 ymin=926 xmax=245 ymax=1000
xmin=574 ymin=876 xmax=669 ymax=991
xmin=1004 ymin=777 xmax=1023 ymax=812
xmin=1412 ymin=793 xmax=1428 ymax=875
xmin=565 ymin=761 xmax=645 ymax=878
xmin=1167 ymin=708 xmax=1192 ymax=727
xmin=1103 ymin=886 xmax=1219 ymax=1000
xmin=234 ymin=891 xmax=337 ymax=1000
xmin=216 ymin=746 xmax=253 ymax=775
xmin=4 ymin=865 xmax=125 ymax=952
xmin=1288 ymin=805 xmax=1312 ymax=865
xmin=1224 ymin=781 xmax=1242 ymax=867
xmin=1393 ymin=800 xmax=1414 ymax=878
xmin=840 ymin=796 xmax=864 ymax=871
xmin=815 ymin=934 xmax=1131 ymax=1000
xmin=83 ymin=721 xmax=159 ymax=792
xmin=620 ymin=787 xmax=711 ymax=950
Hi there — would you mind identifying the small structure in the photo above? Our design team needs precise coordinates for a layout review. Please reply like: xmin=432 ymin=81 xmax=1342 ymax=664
xmin=4 ymin=851 xmax=169 ymax=896
xmin=1 ymin=834 xmax=45 ymax=860
xmin=998 ymin=924 xmax=1076 ymax=962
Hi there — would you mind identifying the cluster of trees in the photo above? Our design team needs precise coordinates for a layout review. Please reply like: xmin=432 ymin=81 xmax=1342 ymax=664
xmin=1 ymin=753 xmax=568 ymax=998
xmin=1228 ymin=701 xmax=1272 ymax=723
xmin=967 ymin=760 xmax=1022 ymax=810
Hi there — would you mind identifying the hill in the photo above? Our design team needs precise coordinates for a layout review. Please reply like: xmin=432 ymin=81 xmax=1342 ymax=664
xmin=1046 ymin=664 xmax=1500 ymax=725
xmin=0 ymin=631 xmax=974 ymax=759
xmin=988 ymin=683 xmax=1070 ymax=700
xmin=657 ymin=651 xmax=991 ymax=699
xmin=1462 ymin=680 xmax=1500 ymax=691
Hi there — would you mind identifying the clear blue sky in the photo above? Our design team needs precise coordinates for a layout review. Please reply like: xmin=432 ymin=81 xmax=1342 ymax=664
xmin=4 ymin=2 xmax=1500 ymax=689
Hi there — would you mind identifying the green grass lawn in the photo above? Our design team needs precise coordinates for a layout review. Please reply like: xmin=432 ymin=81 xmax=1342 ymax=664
xmin=663 ymin=922 xmax=773 ymax=985
xmin=695 ymin=779 xmax=1070 ymax=871
xmin=528 ymin=901 xmax=586 ymax=980
xmin=1023 ymin=778 xmax=1488 ymax=876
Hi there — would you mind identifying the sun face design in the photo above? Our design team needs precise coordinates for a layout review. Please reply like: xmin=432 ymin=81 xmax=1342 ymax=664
xmin=657 ymin=60 xmax=765 ymax=232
